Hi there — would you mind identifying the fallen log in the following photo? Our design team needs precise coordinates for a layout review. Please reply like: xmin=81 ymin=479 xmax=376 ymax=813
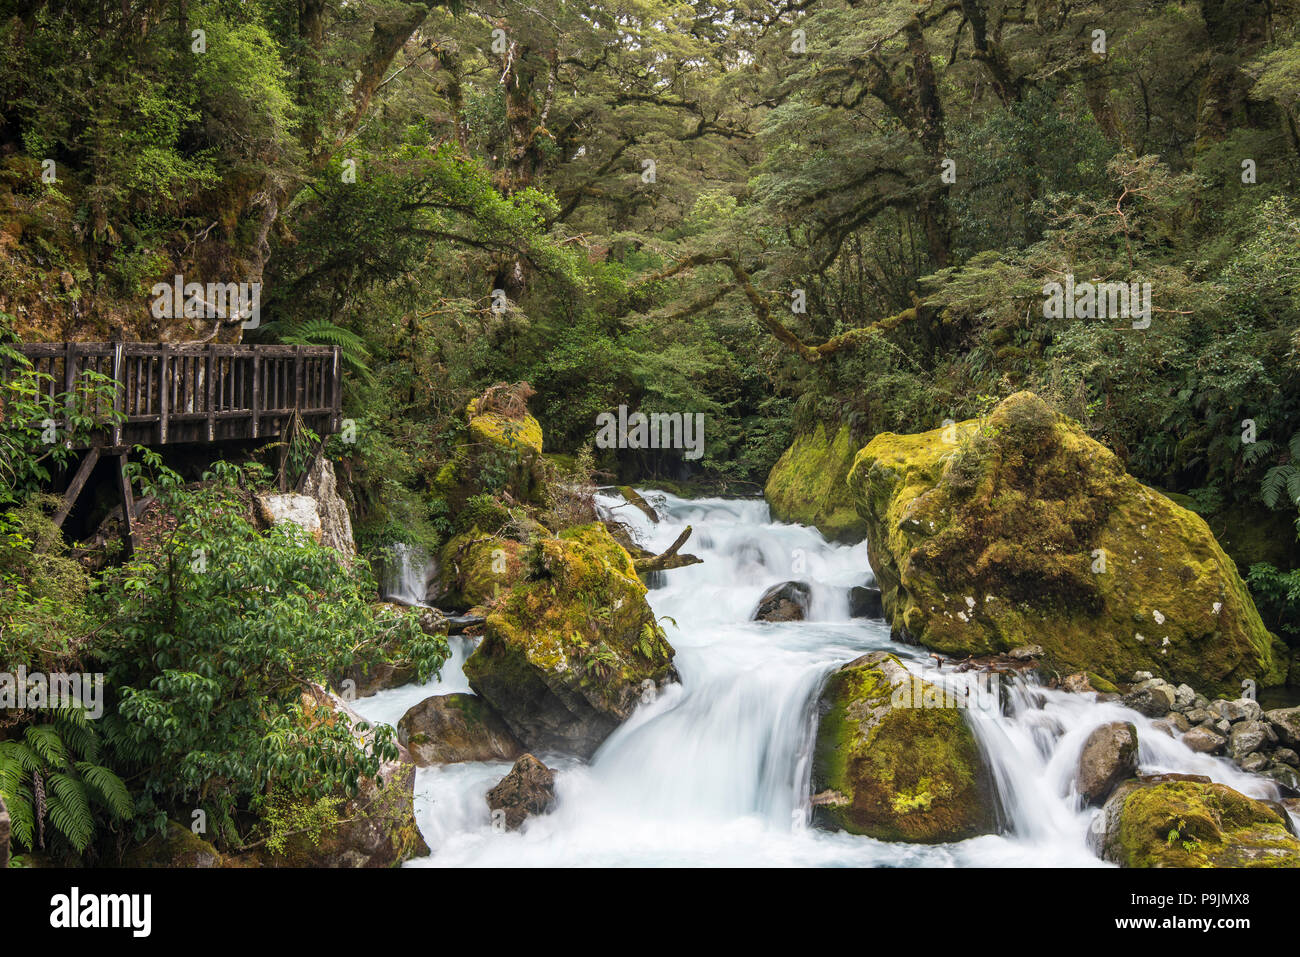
xmin=633 ymin=525 xmax=703 ymax=573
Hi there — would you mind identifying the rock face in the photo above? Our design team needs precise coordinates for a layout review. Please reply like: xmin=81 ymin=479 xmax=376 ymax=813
xmin=463 ymin=523 xmax=678 ymax=759
xmin=1092 ymin=779 xmax=1300 ymax=867
xmin=848 ymin=585 xmax=884 ymax=619
xmin=397 ymin=693 xmax=524 ymax=766
xmin=486 ymin=754 xmax=557 ymax=830
xmin=300 ymin=456 xmax=356 ymax=560
xmin=848 ymin=392 xmax=1286 ymax=696
xmin=811 ymin=651 xmax=996 ymax=843
xmin=752 ymin=581 xmax=811 ymax=622
xmin=765 ymin=423 xmax=868 ymax=543
xmin=256 ymin=492 xmax=322 ymax=542
xmin=1077 ymin=722 xmax=1139 ymax=806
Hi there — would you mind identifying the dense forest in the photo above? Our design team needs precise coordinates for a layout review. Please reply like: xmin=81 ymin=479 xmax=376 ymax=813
xmin=2 ymin=0 xmax=1300 ymax=874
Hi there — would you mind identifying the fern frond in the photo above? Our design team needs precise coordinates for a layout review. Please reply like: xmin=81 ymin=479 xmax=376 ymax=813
xmin=1262 ymin=465 xmax=1293 ymax=508
xmin=24 ymin=725 xmax=69 ymax=770
xmin=46 ymin=773 xmax=94 ymax=853
xmin=1289 ymin=431 xmax=1300 ymax=460
xmin=75 ymin=762 xmax=133 ymax=820
xmin=1 ymin=784 xmax=36 ymax=849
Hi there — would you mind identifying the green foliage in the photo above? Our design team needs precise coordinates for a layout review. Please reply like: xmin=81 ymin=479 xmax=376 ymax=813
xmin=94 ymin=452 xmax=448 ymax=836
xmin=0 ymin=711 xmax=132 ymax=856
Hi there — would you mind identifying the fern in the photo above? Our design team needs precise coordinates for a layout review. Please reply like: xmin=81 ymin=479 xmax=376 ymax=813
xmin=0 ymin=719 xmax=132 ymax=857
xmin=260 ymin=318 xmax=373 ymax=379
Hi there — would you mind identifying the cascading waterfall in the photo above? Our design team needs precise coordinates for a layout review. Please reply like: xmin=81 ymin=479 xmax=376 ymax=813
xmin=382 ymin=542 xmax=430 ymax=607
xmin=352 ymin=489 xmax=1290 ymax=867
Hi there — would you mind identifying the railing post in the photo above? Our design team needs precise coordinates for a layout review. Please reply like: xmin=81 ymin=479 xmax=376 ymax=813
xmin=158 ymin=343 xmax=170 ymax=445
xmin=111 ymin=342 xmax=123 ymax=448
xmin=250 ymin=349 xmax=260 ymax=439
xmin=206 ymin=346 xmax=215 ymax=442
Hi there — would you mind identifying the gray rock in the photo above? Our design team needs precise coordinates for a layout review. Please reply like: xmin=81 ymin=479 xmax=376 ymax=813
xmin=1131 ymin=671 xmax=1153 ymax=682
xmin=1214 ymin=718 xmax=1233 ymax=735
xmin=753 ymin=581 xmax=812 ymax=622
xmin=1173 ymin=684 xmax=1197 ymax=710
xmin=1008 ymin=644 xmax=1045 ymax=661
xmin=1228 ymin=720 xmax=1276 ymax=760
xmin=1150 ymin=718 xmax=1177 ymax=738
xmin=486 ymin=754 xmax=556 ymax=830
xmin=1264 ymin=764 xmax=1300 ymax=793
xmin=1185 ymin=707 xmax=1212 ymax=725
xmin=1275 ymin=748 xmax=1299 ymax=768
xmin=1240 ymin=752 xmax=1270 ymax=773
xmin=1193 ymin=694 xmax=1210 ymax=711
xmin=1077 ymin=722 xmax=1139 ymax=806
xmin=1181 ymin=726 xmax=1226 ymax=754
xmin=1265 ymin=707 xmax=1300 ymax=749
xmin=397 ymin=693 xmax=524 ymax=766
xmin=1168 ymin=712 xmax=1191 ymax=732
xmin=1123 ymin=684 xmax=1174 ymax=718
xmin=847 ymin=585 xmax=884 ymax=619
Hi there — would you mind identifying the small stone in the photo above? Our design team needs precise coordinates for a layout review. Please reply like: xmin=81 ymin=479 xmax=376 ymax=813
xmin=1122 ymin=684 xmax=1175 ymax=718
xmin=1181 ymin=727 xmax=1226 ymax=754
xmin=1061 ymin=672 xmax=1094 ymax=694
xmin=1185 ymin=707 xmax=1212 ymax=725
xmin=1239 ymin=752 xmax=1270 ymax=773
xmin=486 ymin=754 xmax=556 ymax=830
xmin=1173 ymin=684 xmax=1197 ymax=710
xmin=1131 ymin=671 xmax=1153 ymax=683
xmin=1228 ymin=720 xmax=1273 ymax=760
xmin=1008 ymin=644 xmax=1044 ymax=661
xmin=1265 ymin=707 xmax=1300 ymax=750
xmin=1274 ymin=748 xmax=1299 ymax=768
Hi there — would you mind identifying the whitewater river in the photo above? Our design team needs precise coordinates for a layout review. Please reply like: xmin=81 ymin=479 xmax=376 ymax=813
xmin=353 ymin=490 xmax=1286 ymax=867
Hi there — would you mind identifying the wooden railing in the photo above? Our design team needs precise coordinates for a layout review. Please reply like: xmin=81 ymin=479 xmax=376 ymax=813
xmin=2 ymin=342 xmax=343 ymax=449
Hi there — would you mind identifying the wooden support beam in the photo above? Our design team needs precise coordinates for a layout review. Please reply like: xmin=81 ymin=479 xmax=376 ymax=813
xmin=116 ymin=451 xmax=136 ymax=558
xmin=52 ymin=447 xmax=100 ymax=529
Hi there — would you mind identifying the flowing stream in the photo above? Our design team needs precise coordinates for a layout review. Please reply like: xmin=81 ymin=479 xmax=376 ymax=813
xmin=354 ymin=490 xmax=1287 ymax=866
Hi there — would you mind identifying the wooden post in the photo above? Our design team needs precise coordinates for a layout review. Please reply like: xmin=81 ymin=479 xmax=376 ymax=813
xmin=250 ymin=351 xmax=260 ymax=439
xmin=158 ymin=343 xmax=170 ymax=445
xmin=111 ymin=343 xmax=123 ymax=447
xmin=205 ymin=346 xmax=216 ymax=442
xmin=52 ymin=447 xmax=100 ymax=529
xmin=117 ymin=451 xmax=136 ymax=557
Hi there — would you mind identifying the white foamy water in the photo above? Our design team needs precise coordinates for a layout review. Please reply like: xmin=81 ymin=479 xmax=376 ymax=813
xmin=356 ymin=489 xmax=1285 ymax=867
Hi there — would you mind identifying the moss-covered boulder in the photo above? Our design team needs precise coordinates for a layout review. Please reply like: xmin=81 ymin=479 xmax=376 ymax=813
xmin=466 ymin=395 xmax=543 ymax=456
xmin=765 ymin=424 xmax=868 ymax=543
xmin=397 ymin=693 xmax=524 ymax=765
xmin=438 ymin=528 xmax=529 ymax=610
xmin=122 ymin=821 xmax=223 ymax=867
xmin=1093 ymin=779 xmax=1300 ymax=867
xmin=463 ymin=523 xmax=678 ymax=758
xmin=848 ymin=392 xmax=1286 ymax=697
xmin=811 ymin=651 xmax=996 ymax=842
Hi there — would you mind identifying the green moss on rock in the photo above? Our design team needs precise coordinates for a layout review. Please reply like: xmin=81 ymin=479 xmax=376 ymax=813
xmin=811 ymin=651 xmax=995 ymax=843
xmin=466 ymin=397 xmax=543 ymax=455
xmin=463 ymin=523 xmax=678 ymax=758
xmin=765 ymin=424 xmax=868 ymax=543
xmin=1096 ymin=780 xmax=1300 ymax=867
xmin=438 ymin=527 xmax=528 ymax=610
xmin=848 ymin=392 xmax=1286 ymax=696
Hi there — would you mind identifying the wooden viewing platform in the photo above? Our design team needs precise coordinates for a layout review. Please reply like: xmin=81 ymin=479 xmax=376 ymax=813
xmin=2 ymin=342 xmax=345 ymax=553
xmin=3 ymin=341 xmax=343 ymax=449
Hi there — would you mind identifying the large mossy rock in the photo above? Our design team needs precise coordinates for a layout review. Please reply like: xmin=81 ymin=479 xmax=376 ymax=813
xmin=811 ymin=651 xmax=996 ymax=843
xmin=466 ymin=396 xmax=543 ymax=456
xmin=122 ymin=821 xmax=223 ymax=868
xmin=463 ymin=523 xmax=678 ymax=758
xmin=765 ymin=424 xmax=868 ymax=543
xmin=397 ymin=693 xmax=524 ymax=765
xmin=1093 ymin=779 xmax=1300 ymax=867
xmin=438 ymin=528 xmax=529 ymax=610
xmin=848 ymin=391 xmax=1286 ymax=697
